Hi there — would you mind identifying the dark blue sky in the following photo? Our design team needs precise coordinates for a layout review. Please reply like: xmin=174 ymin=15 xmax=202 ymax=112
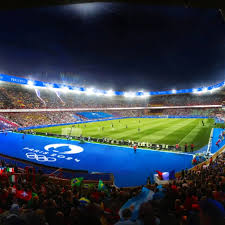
xmin=0 ymin=3 xmax=225 ymax=91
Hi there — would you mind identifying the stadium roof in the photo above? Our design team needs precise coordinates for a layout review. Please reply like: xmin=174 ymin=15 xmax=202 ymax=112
xmin=1 ymin=73 xmax=224 ymax=97
xmin=0 ymin=0 xmax=224 ymax=10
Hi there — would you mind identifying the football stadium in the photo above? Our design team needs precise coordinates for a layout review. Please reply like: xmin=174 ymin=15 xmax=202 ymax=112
xmin=0 ymin=1 xmax=225 ymax=225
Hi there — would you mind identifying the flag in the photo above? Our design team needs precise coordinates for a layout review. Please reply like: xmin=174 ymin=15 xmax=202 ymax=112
xmin=32 ymin=192 xmax=38 ymax=199
xmin=11 ymin=185 xmax=17 ymax=194
xmin=6 ymin=168 xmax=14 ymax=173
xmin=71 ymin=177 xmax=84 ymax=187
xmin=98 ymin=180 xmax=105 ymax=191
xmin=9 ymin=174 xmax=17 ymax=183
xmin=156 ymin=170 xmax=163 ymax=180
xmin=28 ymin=192 xmax=38 ymax=207
xmin=83 ymin=183 xmax=95 ymax=189
xmin=16 ymin=190 xmax=32 ymax=201
xmin=156 ymin=170 xmax=175 ymax=180
xmin=162 ymin=172 xmax=169 ymax=180
xmin=119 ymin=187 xmax=154 ymax=221
xmin=0 ymin=167 xmax=5 ymax=174
xmin=79 ymin=197 xmax=90 ymax=206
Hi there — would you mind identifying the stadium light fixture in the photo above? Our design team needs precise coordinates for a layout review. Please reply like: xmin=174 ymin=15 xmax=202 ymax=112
xmin=105 ymin=89 xmax=115 ymax=96
xmin=60 ymin=86 xmax=70 ymax=93
xmin=124 ymin=92 xmax=136 ymax=98
xmin=72 ymin=87 xmax=82 ymax=94
xmin=27 ymin=80 xmax=35 ymax=88
xmin=85 ymin=88 xmax=95 ymax=95
xmin=192 ymin=88 xmax=199 ymax=94
xmin=95 ymin=89 xmax=104 ymax=96
xmin=96 ymin=92 xmax=103 ymax=96
xmin=71 ymin=3 xmax=104 ymax=19
xmin=45 ymin=83 xmax=54 ymax=90
xmin=201 ymin=87 xmax=208 ymax=93
xmin=2 ymin=73 xmax=225 ymax=97
xmin=141 ymin=92 xmax=150 ymax=98
xmin=171 ymin=89 xmax=176 ymax=94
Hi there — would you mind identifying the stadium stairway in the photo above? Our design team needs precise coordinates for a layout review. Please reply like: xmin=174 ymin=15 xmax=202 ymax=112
xmin=73 ymin=114 xmax=84 ymax=121
xmin=0 ymin=115 xmax=18 ymax=130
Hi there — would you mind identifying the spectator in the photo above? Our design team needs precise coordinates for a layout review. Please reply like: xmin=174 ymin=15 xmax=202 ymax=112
xmin=115 ymin=208 xmax=137 ymax=225
xmin=199 ymin=199 xmax=225 ymax=225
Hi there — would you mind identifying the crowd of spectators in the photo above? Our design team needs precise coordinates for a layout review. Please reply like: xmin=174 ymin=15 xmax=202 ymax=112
xmin=0 ymin=83 xmax=146 ymax=109
xmin=0 ymin=83 xmax=224 ymax=110
xmin=0 ymin=110 xmax=150 ymax=127
xmin=149 ymin=94 xmax=224 ymax=107
xmin=159 ymin=108 xmax=223 ymax=117
xmin=0 ymin=151 xmax=224 ymax=225
xmin=1 ymin=112 xmax=78 ymax=127
xmin=0 ymin=107 xmax=223 ymax=128
xmin=0 ymin=82 xmax=224 ymax=127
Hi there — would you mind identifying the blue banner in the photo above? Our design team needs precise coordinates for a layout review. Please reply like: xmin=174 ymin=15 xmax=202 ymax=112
xmin=0 ymin=73 xmax=224 ymax=97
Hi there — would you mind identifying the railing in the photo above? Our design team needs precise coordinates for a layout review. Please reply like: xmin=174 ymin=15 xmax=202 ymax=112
xmin=206 ymin=128 xmax=214 ymax=155
xmin=22 ymin=130 xmax=182 ymax=152
xmin=0 ymin=115 xmax=19 ymax=127
xmin=190 ymin=145 xmax=225 ymax=172
xmin=0 ymin=153 xmax=114 ymax=184
xmin=0 ymin=105 xmax=222 ymax=113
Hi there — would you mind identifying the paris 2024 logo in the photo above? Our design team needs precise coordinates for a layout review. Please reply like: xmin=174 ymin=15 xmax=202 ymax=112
xmin=23 ymin=144 xmax=84 ymax=163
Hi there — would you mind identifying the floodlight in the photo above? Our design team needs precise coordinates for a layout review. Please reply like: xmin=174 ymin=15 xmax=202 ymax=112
xmin=141 ymin=92 xmax=150 ymax=97
xmin=202 ymin=87 xmax=208 ymax=93
xmin=27 ymin=80 xmax=34 ymax=87
xmin=96 ymin=90 xmax=104 ymax=96
xmin=192 ymin=88 xmax=198 ymax=94
xmin=105 ymin=89 xmax=114 ymax=96
xmin=72 ymin=88 xmax=82 ymax=94
xmin=171 ymin=89 xmax=176 ymax=94
xmin=85 ymin=88 xmax=95 ymax=95
xmin=124 ymin=92 xmax=136 ymax=98
xmin=63 ymin=86 xmax=70 ymax=93
xmin=45 ymin=83 xmax=54 ymax=90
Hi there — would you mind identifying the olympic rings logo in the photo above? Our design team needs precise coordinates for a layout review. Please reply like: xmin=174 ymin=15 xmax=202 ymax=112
xmin=26 ymin=153 xmax=56 ymax=162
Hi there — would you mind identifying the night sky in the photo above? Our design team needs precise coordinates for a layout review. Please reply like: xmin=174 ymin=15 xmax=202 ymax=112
xmin=0 ymin=3 xmax=225 ymax=91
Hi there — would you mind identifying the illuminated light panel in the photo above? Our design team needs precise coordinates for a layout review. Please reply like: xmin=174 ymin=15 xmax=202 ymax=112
xmin=201 ymin=87 xmax=208 ymax=93
xmin=45 ymin=83 xmax=54 ymax=90
xmin=96 ymin=90 xmax=104 ymax=96
xmin=60 ymin=86 xmax=70 ymax=93
xmin=171 ymin=89 xmax=176 ymax=94
xmin=192 ymin=88 xmax=199 ymax=94
xmin=85 ymin=88 xmax=95 ymax=95
xmin=71 ymin=3 xmax=107 ymax=19
xmin=27 ymin=80 xmax=34 ymax=87
xmin=124 ymin=92 xmax=136 ymax=98
xmin=105 ymin=89 xmax=115 ymax=96
xmin=72 ymin=89 xmax=82 ymax=94
xmin=1 ymin=74 xmax=225 ymax=97
xmin=71 ymin=86 xmax=82 ymax=94
xmin=141 ymin=92 xmax=150 ymax=97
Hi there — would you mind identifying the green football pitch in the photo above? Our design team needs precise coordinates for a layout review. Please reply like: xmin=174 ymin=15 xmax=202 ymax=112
xmin=33 ymin=118 xmax=215 ymax=150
